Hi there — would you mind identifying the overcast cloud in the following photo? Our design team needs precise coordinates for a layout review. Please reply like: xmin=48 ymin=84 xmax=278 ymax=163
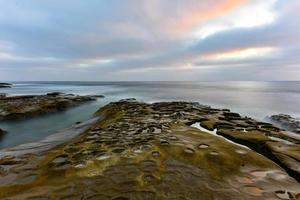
xmin=0 ymin=0 xmax=299 ymax=81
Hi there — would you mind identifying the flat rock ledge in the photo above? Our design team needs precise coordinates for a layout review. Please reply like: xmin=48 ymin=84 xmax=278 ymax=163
xmin=0 ymin=99 xmax=299 ymax=199
xmin=0 ymin=92 xmax=104 ymax=121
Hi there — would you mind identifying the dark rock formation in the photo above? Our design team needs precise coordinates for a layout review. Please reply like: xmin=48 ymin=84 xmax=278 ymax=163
xmin=0 ymin=93 xmax=104 ymax=121
xmin=267 ymin=114 xmax=300 ymax=134
xmin=0 ymin=83 xmax=12 ymax=88
xmin=0 ymin=100 xmax=299 ymax=199
xmin=0 ymin=128 xmax=7 ymax=135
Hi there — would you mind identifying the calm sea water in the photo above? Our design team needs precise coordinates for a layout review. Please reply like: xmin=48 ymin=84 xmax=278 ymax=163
xmin=0 ymin=81 xmax=299 ymax=149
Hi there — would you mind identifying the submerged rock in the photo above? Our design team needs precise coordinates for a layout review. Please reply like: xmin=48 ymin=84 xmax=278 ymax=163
xmin=0 ymin=93 xmax=104 ymax=121
xmin=0 ymin=100 xmax=299 ymax=199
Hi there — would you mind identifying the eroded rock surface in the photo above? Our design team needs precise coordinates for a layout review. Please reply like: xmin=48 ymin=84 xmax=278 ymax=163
xmin=0 ymin=93 xmax=104 ymax=120
xmin=0 ymin=99 xmax=299 ymax=199
xmin=196 ymin=112 xmax=300 ymax=183
xmin=267 ymin=114 xmax=300 ymax=134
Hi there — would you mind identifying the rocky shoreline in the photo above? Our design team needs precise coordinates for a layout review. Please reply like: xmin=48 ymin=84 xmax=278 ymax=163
xmin=0 ymin=99 xmax=299 ymax=199
xmin=0 ymin=92 xmax=104 ymax=121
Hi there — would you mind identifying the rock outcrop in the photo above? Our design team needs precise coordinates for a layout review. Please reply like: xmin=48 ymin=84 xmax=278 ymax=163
xmin=0 ymin=93 xmax=104 ymax=121
xmin=0 ymin=99 xmax=299 ymax=199
xmin=267 ymin=114 xmax=300 ymax=134
xmin=0 ymin=83 xmax=12 ymax=88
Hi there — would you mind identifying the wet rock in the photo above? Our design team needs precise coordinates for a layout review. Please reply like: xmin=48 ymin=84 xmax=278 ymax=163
xmin=0 ymin=128 xmax=7 ymax=135
xmin=46 ymin=92 xmax=64 ymax=96
xmin=268 ymin=114 xmax=300 ymax=134
xmin=49 ymin=155 xmax=71 ymax=170
xmin=0 ymin=157 xmax=23 ymax=165
xmin=1 ymin=99 xmax=300 ymax=199
xmin=87 ymin=94 xmax=105 ymax=98
xmin=0 ymin=93 xmax=103 ymax=121
xmin=223 ymin=112 xmax=241 ymax=120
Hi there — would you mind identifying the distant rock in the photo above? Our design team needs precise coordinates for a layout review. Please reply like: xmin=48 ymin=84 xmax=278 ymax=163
xmin=0 ymin=83 xmax=12 ymax=88
xmin=0 ymin=128 xmax=7 ymax=135
xmin=267 ymin=114 xmax=300 ymax=134
xmin=87 ymin=94 xmax=105 ymax=98
xmin=46 ymin=92 xmax=64 ymax=96
xmin=0 ymin=93 xmax=105 ymax=121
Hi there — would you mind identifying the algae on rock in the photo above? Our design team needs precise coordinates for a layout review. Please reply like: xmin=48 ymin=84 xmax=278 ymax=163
xmin=0 ymin=100 xmax=299 ymax=199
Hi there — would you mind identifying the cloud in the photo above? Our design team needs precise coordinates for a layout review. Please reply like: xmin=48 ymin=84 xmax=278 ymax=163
xmin=0 ymin=0 xmax=299 ymax=81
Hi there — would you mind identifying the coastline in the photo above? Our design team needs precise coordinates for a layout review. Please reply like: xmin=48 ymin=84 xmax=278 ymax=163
xmin=0 ymin=116 xmax=101 ymax=158
xmin=0 ymin=99 xmax=299 ymax=199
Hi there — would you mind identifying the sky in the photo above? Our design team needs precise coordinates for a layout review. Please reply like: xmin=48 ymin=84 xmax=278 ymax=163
xmin=0 ymin=0 xmax=299 ymax=81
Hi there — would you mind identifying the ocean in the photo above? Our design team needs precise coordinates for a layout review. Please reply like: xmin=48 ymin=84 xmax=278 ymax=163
xmin=0 ymin=81 xmax=299 ymax=149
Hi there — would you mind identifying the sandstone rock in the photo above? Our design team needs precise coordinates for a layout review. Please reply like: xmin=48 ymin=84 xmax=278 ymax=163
xmin=0 ymin=100 xmax=299 ymax=199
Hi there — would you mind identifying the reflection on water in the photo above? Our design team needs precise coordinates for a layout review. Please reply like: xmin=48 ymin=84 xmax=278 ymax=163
xmin=0 ymin=81 xmax=299 ymax=149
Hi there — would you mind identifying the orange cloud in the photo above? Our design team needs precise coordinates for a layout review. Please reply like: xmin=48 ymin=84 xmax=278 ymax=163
xmin=169 ymin=0 xmax=246 ymax=34
xmin=202 ymin=47 xmax=276 ymax=60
